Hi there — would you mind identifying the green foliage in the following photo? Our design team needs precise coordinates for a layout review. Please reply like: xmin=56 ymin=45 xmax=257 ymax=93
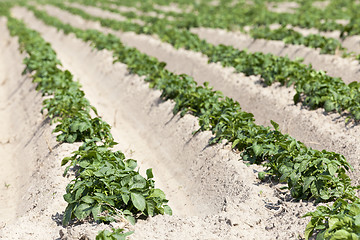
xmin=47 ymin=0 xmax=360 ymax=121
xmin=27 ymin=3 xmax=357 ymax=203
xmin=7 ymin=0 xmax=360 ymax=238
xmin=250 ymin=26 xmax=343 ymax=54
xmin=304 ymin=198 xmax=360 ymax=240
xmin=54 ymin=115 xmax=114 ymax=143
xmin=96 ymin=228 xmax=133 ymax=240
xmin=61 ymin=142 xmax=170 ymax=226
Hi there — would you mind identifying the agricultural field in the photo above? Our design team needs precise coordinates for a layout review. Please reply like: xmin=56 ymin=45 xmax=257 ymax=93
xmin=1 ymin=0 xmax=360 ymax=239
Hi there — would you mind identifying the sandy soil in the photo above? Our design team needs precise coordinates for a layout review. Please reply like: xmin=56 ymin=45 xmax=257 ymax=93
xmin=4 ymin=2 xmax=360 ymax=240
xmin=153 ymin=3 xmax=192 ymax=13
xmin=312 ymin=1 xmax=330 ymax=8
xmin=101 ymin=1 xmax=360 ymax=57
xmin=267 ymin=1 xmax=299 ymax=13
xmin=36 ymin=4 xmax=360 ymax=178
xmin=6 ymin=5 xmax=334 ymax=240
xmin=65 ymin=2 xmax=360 ymax=85
xmin=0 ymin=17 xmax=76 ymax=239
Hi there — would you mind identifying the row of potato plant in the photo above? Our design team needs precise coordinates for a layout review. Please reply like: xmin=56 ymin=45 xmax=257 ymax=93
xmin=90 ymin=0 xmax=350 ymax=57
xmin=103 ymin=0 xmax=345 ymax=31
xmin=249 ymin=26 xmax=345 ymax=55
xmin=106 ymin=0 xmax=360 ymax=61
xmin=134 ymin=0 xmax=359 ymax=36
xmin=115 ymin=0 xmax=360 ymax=39
xmin=0 ymin=2 xmax=171 ymax=239
xmin=52 ymin=0 xmax=360 ymax=122
xmin=28 ymin=3 xmax=360 ymax=239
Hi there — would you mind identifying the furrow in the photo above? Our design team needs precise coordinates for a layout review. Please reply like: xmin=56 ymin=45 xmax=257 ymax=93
xmin=71 ymin=1 xmax=360 ymax=84
xmin=277 ymin=25 xmax=360 ymax=55
xmin=31 ymin=4 xmax=360 ymax=184
xmin=11 ymin=6 xmax=320 ymax=240
xmin=0 ymin=17 xmax=72 ymax=239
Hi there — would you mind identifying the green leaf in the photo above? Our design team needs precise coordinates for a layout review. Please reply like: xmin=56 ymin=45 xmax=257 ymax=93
xmin=304 ymin=219 xmax=315 ymax=240
xmin=146 ymin=168 xmax=154 ymax=179
xmin=149 ymin=189 xmax=166 ymax=199
xmin=70 ymin=122 xmax=80 ymax=132
xmin=75 ymin=185 xmax=86 ymax=201
xmin=354 ymin=215 xmax=360 ymax=227
xmin=349 ymin=203 xmax=360 ymax=215
xmin=310 ymin=181 xmax=318 ymax=197
xmin=66 ymin=134 xmax=77 ymax=143
xmin=146 ymin=201 xmax=155 ymax=216
xmin=270 ymin=120 xmax=279 ymax=131
xmin=232 ymin=139 xmax=240 ymax=149
xmin=81 ymin=195 xmax=95 ymax=204
xmin=252 ymin=144 xmax=262 ymax=157
xmin=63 ymin=193 xmax=74 ymax=203
xmin=303 ymin=176 xmax=316 ymax=192
xmin=62 ymin=203 xmax=75 ymax=226
xmin=324 ymin=100 xmax=335 ymax=112
xmin=164 ymin=205 xmax=172 ymax=215
xmin=121 ymin=193 xmax=130 ymax=204
xmin=130 ymin=192 xmax=146 ymax=212
xmin=319 ymin=189 xmax=330 ymax=200
xmin=328 ymin=164 xmax=337 ymax=176
xmin=92 ymin=204 xmax=102 ymax=221
xmin=126 ymin=159 xmax=137 ymax=170
xmin=78 ymin=122 xmax=89 ymax=132
xmin=331 ymin=229 xmax=352 ymax=239
xmin=293 ymin=92 xmax=300 ymax=103
xmin=258 ymin=171 xmax=266 ymax=181
xmin=74 ymin=203 xmax=92 ymax=220
xmin=328 ymin=217 xmax=342 ymax=231
xmin=61 ymin=157 xmax=72 ymax=166
xmin=125 ymin=215 xmax=135 ymax=225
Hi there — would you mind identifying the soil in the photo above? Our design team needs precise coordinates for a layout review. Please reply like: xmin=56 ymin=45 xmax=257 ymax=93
xmin=267 ymin=1 xmax=299 ymax=13
xmin=1 ymin=2 xmax=360 ymax=240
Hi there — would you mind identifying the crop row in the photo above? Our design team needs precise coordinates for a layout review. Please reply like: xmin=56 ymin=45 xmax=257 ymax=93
xmin=48 ymin=0 xmax=360 ymax=122
xmin=27 ymin=1 xmax=360 ymax=238
xmin=82 ymin=0 xmax=352 ymax=58
xmin=249 ymin=26 xmax=345 ymax=55
xmin=86 ymin=0 xmax=350 ymax=31
xmin=118 ymin=0 xmax=359 ymax=36
xmin=0 ymin=2 xmax=171 ymax=239
xmin=97 ymin=0 xmax=360 ymax=50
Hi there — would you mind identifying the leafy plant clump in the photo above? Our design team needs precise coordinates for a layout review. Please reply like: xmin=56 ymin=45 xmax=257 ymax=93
xmin=304 ymin=198 xmax=360 ymax=240
xmin=62 ymin=142 xmax=171 ymax=226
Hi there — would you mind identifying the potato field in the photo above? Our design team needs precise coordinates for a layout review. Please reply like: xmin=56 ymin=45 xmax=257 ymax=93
xmin=1 ymin=0 xmax=360 ymax=239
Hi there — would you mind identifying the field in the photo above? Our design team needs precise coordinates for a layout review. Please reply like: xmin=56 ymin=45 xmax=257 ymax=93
xmin=1 ymin=0 xmax=360 ymax=239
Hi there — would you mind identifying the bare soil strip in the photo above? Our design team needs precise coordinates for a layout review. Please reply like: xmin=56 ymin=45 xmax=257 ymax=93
xmin=0 ymin=17 xmax=23 ymax=226
xmin=68 ymin=2 xmax=146 ymax=24
xmin=0 ymin=17 xmax=74 ymax=239
xmin=32 ymin=4 xmax=360 ymax=184
xmin=267 ymin=1 xmax=299 ymax=13
xmin=11 ymin=6 xmax=323 ymax=240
